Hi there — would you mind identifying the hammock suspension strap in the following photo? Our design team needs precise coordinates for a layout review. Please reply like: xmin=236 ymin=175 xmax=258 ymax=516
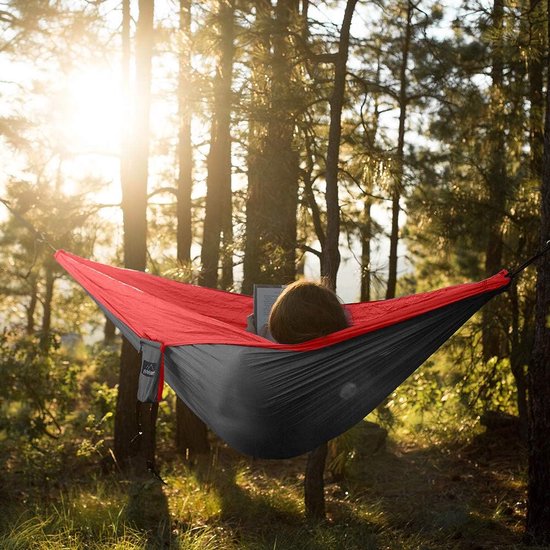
xmin=508 ymin=239 xmax=550 ymax=279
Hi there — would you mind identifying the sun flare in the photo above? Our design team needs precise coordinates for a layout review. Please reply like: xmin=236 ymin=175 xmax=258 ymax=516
xmin=60 ymin=66 xmax=123 ymax=155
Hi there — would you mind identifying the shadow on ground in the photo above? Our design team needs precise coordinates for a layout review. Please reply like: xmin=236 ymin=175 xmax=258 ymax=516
xmin=338 ymin=426 xmax=528 ymax=549
xmin=182 ymin=445 xmax=381 ymax=549
xmin=176 ymin=424 xmax=533 ymax=549
xmin=123 ymin=472 xmax=173 ymax=548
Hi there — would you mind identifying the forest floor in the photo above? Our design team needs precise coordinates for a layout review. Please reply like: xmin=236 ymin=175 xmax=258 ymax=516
xmin=0 ymin=425 xmax=543 ymax=550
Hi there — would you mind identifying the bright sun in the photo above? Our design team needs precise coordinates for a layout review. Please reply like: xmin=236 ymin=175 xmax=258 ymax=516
xmin=60 ymin=66 xmax=123 ymax=155
xmin=53 ymin=65 xmax=126 ymax=209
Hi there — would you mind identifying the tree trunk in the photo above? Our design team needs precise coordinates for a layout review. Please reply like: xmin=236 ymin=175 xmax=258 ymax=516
xmin=386 ymin=0 xmax=412 ymax=300
xmin=482 ymin=0 xmax=507 ymax=362
xmin=103 ymin=318 xmax=116 ymax=345
xmin=176 ymin=0 xmax=193 ymax=264
xmin=175 ymin=400 xmax=210 ymax=459
xmin=119 ymin=0 xmax=131 ymax=232
xmin=528 ymin=0 xmax=544 ymax=182
xmin=199 ymin=0 xmax=235 ymax=288
xmin=321 ymin=0 xmax=358 ymax=290
xmin=360 ymin=63 xmax=381 ymax=303
xmin=115 ymin=0 xmax=155 ymax=469
xmin=360 ymin=196 xmax=372 ymax=302
xmin=509 ymin=282 xmax=528 ymax=437
xmin=304 ymin=443 xmax=328 ymax=520
xmin=175 ymin=0 xmax=210 ymax=460
xmin=242 ymin=1 xmax=270 ymax=294
xmin=242 ymin=0 xmax=300 ymax=294
xmin=220 ymin=4 xmax=235 ymax=289
xmin=39 ymin=259 xmax=55 ymax=351
xmin=525 ymin=2 xmax=550 ymax=538
xmin=308 ymin=0 xmax=357 ymax=520
xmin=220 ymin=156 xmax=234 ymax=290
xmin=26 ymin=275 xmax=38 ymax=335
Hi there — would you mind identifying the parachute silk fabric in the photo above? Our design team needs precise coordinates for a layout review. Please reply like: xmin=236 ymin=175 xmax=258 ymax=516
xmin=55 ymin=250 xmax=511 ymax=459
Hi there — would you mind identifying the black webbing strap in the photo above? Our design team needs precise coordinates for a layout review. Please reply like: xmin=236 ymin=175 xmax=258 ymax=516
xmin=147 ymin=458 xmax=167 ymax=485
xmin=146 ymin=402 xmax=167 ymax=485
xmin=131 ymin=401 xmax=167 ymax=485
xmin=508 ymin=239 xmax=550 ymax=280
xmin=130 ymin=401 xmax=143 ymax=445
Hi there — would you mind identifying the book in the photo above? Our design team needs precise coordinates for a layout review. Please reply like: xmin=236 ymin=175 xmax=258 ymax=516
xmin=253 ymin=284 xmax=285 ymax=338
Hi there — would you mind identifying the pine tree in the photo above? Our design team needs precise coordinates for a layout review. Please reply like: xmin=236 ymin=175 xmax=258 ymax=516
xmin=525 ymin=2 xmax=550 ymax=539
xmin=175 ymin=0 xmax=210 ymax=461
xmin=199 ymin=0 xmax=235 ymax=289
xmin=242 ymin=0 xmax=301 ymax=294
xmin=114 ymin=0 xmax=156 ymax=469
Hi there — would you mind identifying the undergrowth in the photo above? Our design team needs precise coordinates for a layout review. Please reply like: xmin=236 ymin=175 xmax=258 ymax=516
xmin=0 ymin=427 xmax=540 ymax=550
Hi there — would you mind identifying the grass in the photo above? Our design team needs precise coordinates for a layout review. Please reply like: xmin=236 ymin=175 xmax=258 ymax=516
xmin=0 ymin=427 xmax=545 ymax=550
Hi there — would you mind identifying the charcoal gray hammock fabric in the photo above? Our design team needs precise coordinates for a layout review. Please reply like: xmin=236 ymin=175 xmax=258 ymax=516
xmin=56 ymin=250 xmax=511 ymax=459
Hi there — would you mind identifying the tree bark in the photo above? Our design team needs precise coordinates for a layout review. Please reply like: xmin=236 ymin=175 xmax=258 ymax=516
xmin=321 ymin=0 xmax=358 ymax=290
xmin=482 ymin=0 xmax=507 ymax=362
xmin=525 ymin=1 xmax=550 ymax=539
xmin=360 ymin=195 xmax=373 ymax=302
xmin=115 ymin=0 xmax=155 ymax=468
xmin=175 ymin=0 xmax=210 ymax=460
xmin=220 ymin=150 xmax=234 ymax=290
xmin=119 ymin=0 xmax=131 ymax=234
xmin=386 ymin=0 xmax=412 ymax=300
xmin=509 ymin=282 xmax=528 ymax=436
xmin=199 ymin=0 xmax=235 ymax=288
xmin=103 ymin=318 xmax=116 ymax=345
xmin=39 ymin=259 xmax=55 ymax=351
xmin=175 ymin=400 xmax=210 ymax=459
xmin=528 ymin=0 xmax=544 ymax=182
xmin=176 ymin=0 xmax=193 ymax=264
xmin=26 ymin=275 xmax=37 ymax=335
xmin=242 ymin=0 xmax=271 ymax=294
xmin=121 ymin=0 xmax=152 ymax=273
xmin=242 ymin=0 xmax=300 ymax=294
xmin=360 ymin=63 xmax=381 ymax=303
xmin=304 ymin=443 xmax=328 ymax=520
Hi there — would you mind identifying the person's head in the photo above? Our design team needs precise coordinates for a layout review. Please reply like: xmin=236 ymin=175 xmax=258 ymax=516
xmin=268 ymin=280 xmax=348 ymax=344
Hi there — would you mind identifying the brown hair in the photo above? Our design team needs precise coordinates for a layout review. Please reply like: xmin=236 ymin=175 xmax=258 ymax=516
xmin=268 ymin=280 xmax=348 ymax=344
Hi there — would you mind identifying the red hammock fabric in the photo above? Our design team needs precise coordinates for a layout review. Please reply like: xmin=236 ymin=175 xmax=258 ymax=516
xmin=55 ymin=250 xmax=511 ymax=351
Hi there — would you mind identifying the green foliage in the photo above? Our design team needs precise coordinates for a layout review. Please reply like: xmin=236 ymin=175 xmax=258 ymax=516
xmin=388 ymin=364 xmax=445 ymax=421
xmin=0 ymin=329 xmax=79 ymax=443
xmin=382 ymin=342 xmax=522 ymax=446
xmin=76 ymin=410 xmax=114 ymax=460
xmin=75 ymin=346 xmax=120 ymax=460
xmin=0 ymin=329 xmax=122 ymax=478
xmin=459 ymin=357 xmax=519 ymax=415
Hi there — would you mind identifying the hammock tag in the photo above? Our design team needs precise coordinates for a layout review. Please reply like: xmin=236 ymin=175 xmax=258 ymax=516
xmin=138 ymin=340 xmax=164 ymax=403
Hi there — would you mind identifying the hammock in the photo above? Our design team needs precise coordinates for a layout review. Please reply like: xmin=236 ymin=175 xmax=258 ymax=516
xmin=55 ymin=250 xmax=511 ymax=459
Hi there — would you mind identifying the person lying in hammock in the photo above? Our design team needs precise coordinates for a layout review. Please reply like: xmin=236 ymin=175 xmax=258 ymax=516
xmin=268 ymin=280 xmax=349 ymax=344
xmin=268 ymin=280 xmax=349 ymax=518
